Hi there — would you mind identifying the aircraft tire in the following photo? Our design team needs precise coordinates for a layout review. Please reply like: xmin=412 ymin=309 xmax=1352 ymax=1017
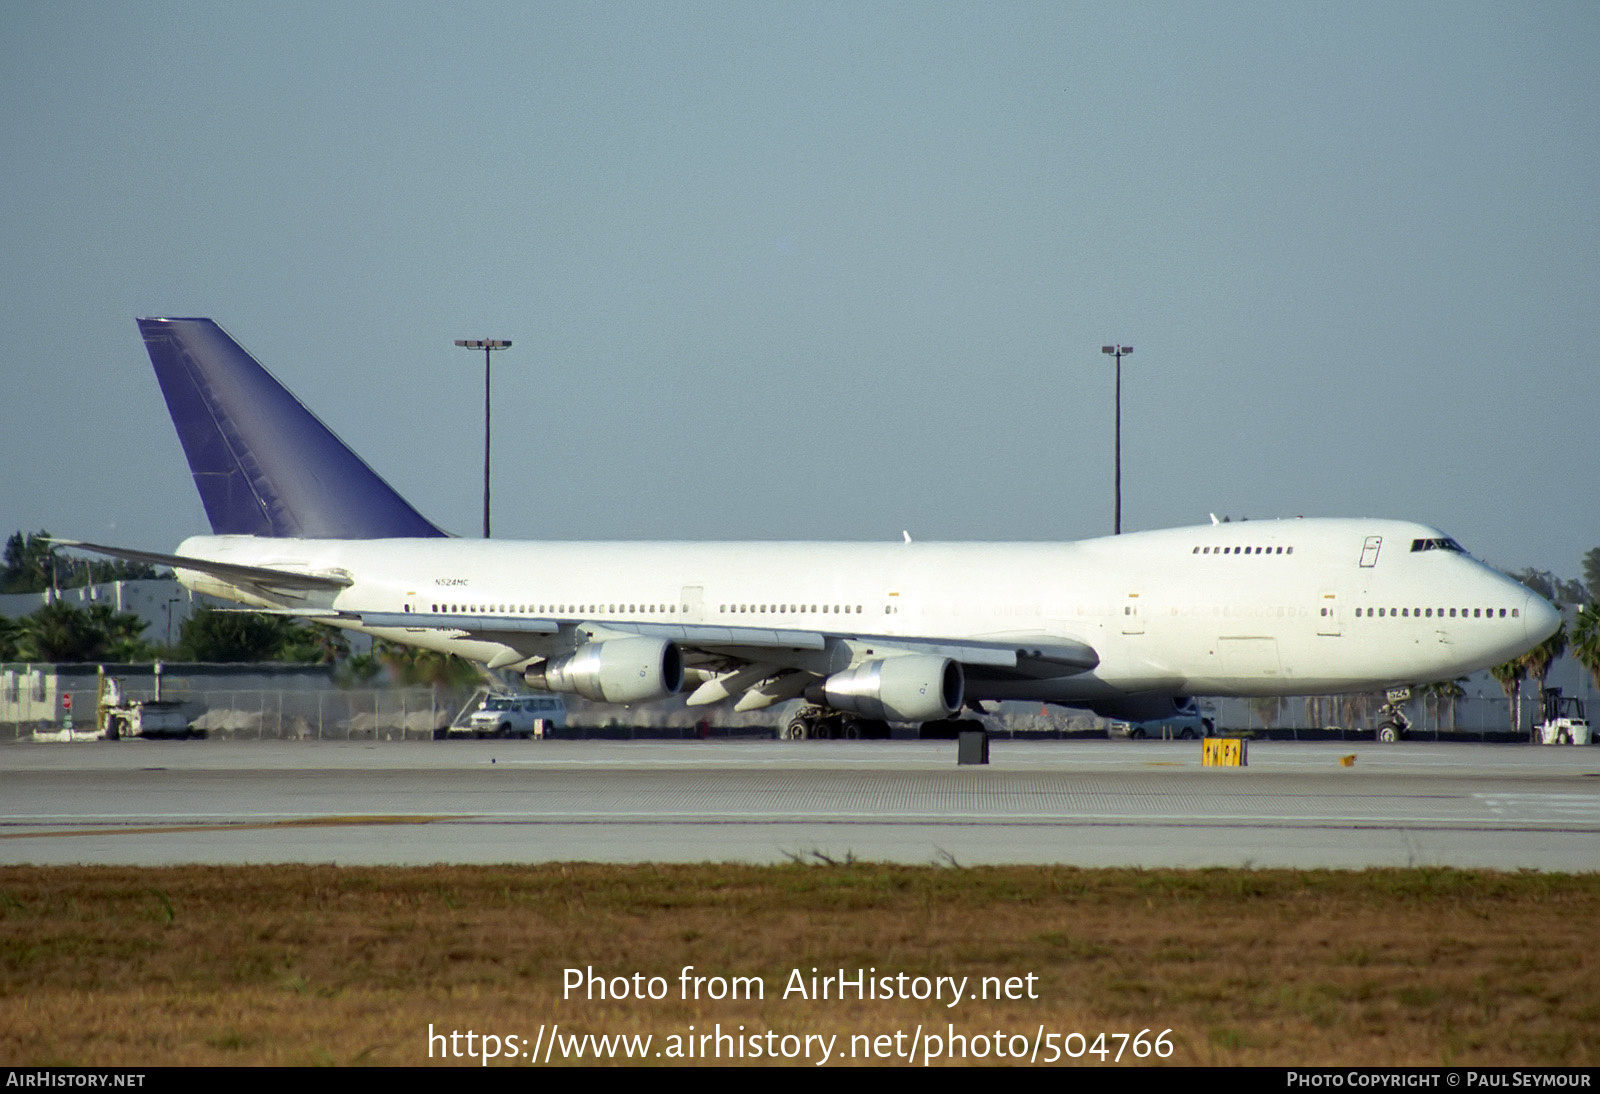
xmin=1377 ymin=722 xmax=1401 ymax=744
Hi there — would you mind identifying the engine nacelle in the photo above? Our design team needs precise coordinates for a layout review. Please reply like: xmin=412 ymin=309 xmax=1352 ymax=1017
xmin=524 ymin=637 xmax=683 ymax=704
xmin=815 ymin=655 xmax=964 ymax=723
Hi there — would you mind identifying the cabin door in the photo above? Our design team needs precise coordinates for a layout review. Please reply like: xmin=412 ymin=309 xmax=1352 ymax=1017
xmin=680 ymin=585 xmax=705 ymax=624
xmin=1122 ymin=592 xmax=1144 ymax=635
xmin=1317 ymin=592 xmax=1341 ymax=637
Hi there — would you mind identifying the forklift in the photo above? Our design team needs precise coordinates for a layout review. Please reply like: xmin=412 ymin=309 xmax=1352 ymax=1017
xmin=1534 ymin=688 xmax=1591 ymax=745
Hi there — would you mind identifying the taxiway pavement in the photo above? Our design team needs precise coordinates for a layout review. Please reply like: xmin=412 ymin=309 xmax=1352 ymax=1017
xmin=3 ymin=739 xmax=1597 ymax=869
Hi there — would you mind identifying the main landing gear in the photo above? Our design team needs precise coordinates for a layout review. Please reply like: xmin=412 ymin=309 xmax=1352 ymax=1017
xmin=780 ymin=705 xmax=989 ymax=741
xmin=782 ymin=704 xmax=891 ymax=740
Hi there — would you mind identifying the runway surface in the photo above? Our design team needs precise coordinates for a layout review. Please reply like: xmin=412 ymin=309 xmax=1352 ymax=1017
xmin=3 ymin=739 xmax=1598 ymax=869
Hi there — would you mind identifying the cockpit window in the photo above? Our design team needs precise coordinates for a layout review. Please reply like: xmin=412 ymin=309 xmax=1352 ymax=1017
xmin=1410 ymin=538 xmax=1465 ymax=553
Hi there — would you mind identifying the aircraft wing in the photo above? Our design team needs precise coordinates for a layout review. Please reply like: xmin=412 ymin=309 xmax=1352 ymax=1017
xmin=341 ymin=610 xmax=1098 ymax=701
xmin=596 ymin=620 xmax=1098 ymax=672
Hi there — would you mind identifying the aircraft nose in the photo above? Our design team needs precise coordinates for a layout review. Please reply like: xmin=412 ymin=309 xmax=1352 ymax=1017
xmin=1524 ymin=592 xmax=1561 ymax=646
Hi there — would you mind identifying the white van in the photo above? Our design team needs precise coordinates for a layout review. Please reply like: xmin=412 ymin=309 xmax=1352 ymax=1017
xmin=465 ymin=694 xmax=567 ymax=739
xmin=1109 ymin=700 xmax=1216 ymax=740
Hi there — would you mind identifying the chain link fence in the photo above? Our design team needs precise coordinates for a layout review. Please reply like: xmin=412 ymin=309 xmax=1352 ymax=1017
xmin=3 ymin=683 xmax=1589 ymax=743
xmin=1 ymin=685 xmax=461 ymax=741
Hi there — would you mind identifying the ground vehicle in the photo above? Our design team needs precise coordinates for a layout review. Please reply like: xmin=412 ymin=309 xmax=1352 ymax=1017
xmin=99 ymin=669 xmax=201 ymax=740
xmin=1110 ymin=700 xmax=1215 ymax=740
xmin=1534 ymin=689 xmax=1591 ymax=745
xmin=463 ymin=694 xmax=567 ymax=738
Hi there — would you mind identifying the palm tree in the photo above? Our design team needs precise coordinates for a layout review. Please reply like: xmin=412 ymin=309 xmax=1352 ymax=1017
xmin=1519 ymin=621 xmax=1568 ymax=715
xmin=1571 ymin=603 xmax=1600 ymax=691
xmin=1418 ymin=678 xmax=1467 ymax=733
xmin=1489 ymin=658 xmax=1528 ymax=735
xmin=1582 ymin=549 xmax=1600 ymax=600
xmin=375 ymin=640 xmax=484 ymax=689
xmin=13 ymin=602 xmax=104 ymax=662
xmin=84 ymin=605 xmax=153 ymax=662
xmin=1248 ymin=696 xmax=1280 ymax=730
xmin=177 ymin=608 xmax=301 ymax=662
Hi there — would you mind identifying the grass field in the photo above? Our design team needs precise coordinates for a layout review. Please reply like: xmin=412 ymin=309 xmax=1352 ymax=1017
xmin=2 ymin=863 xmax=1597 ymax=1067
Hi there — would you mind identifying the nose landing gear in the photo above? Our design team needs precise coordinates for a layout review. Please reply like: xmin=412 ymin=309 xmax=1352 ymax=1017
xmin=1376 ymin=687 xmax=1412 ymax=743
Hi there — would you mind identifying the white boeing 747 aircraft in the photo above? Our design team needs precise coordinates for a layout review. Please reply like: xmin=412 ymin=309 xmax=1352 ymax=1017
xmin=64 ymin=318 xmax=1560 ymax=741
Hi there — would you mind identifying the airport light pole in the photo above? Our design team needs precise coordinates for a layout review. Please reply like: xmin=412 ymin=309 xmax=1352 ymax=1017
xmin=1100 ymin=344 xmax=1133 ymax=535
xmin=455 ymin=339 xmax=512 ymax=538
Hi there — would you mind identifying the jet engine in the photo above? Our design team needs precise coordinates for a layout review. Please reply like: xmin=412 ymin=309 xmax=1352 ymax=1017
xmin=813 ymin=655 xmax=964 ymax=723
xmin=524 ymin=637 xmax=683 ymax=704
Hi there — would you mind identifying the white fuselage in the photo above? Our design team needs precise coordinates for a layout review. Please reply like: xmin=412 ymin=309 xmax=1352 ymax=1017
xmin=173 ymin=517 xmax=1555 ymax=705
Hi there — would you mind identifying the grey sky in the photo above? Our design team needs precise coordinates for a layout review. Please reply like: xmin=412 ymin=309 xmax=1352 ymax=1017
xmin=3 ymin=1 xmax=1596 ymax=579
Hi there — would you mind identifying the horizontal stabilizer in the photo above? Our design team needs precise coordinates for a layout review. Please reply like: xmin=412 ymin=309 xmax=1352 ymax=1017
xmin=53 ymin=539 xmax=352 ymax=591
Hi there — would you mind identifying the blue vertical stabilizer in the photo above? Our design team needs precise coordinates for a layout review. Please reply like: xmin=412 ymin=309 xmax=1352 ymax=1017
xmin=137 ymin=317 xmax=448 ymax=538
